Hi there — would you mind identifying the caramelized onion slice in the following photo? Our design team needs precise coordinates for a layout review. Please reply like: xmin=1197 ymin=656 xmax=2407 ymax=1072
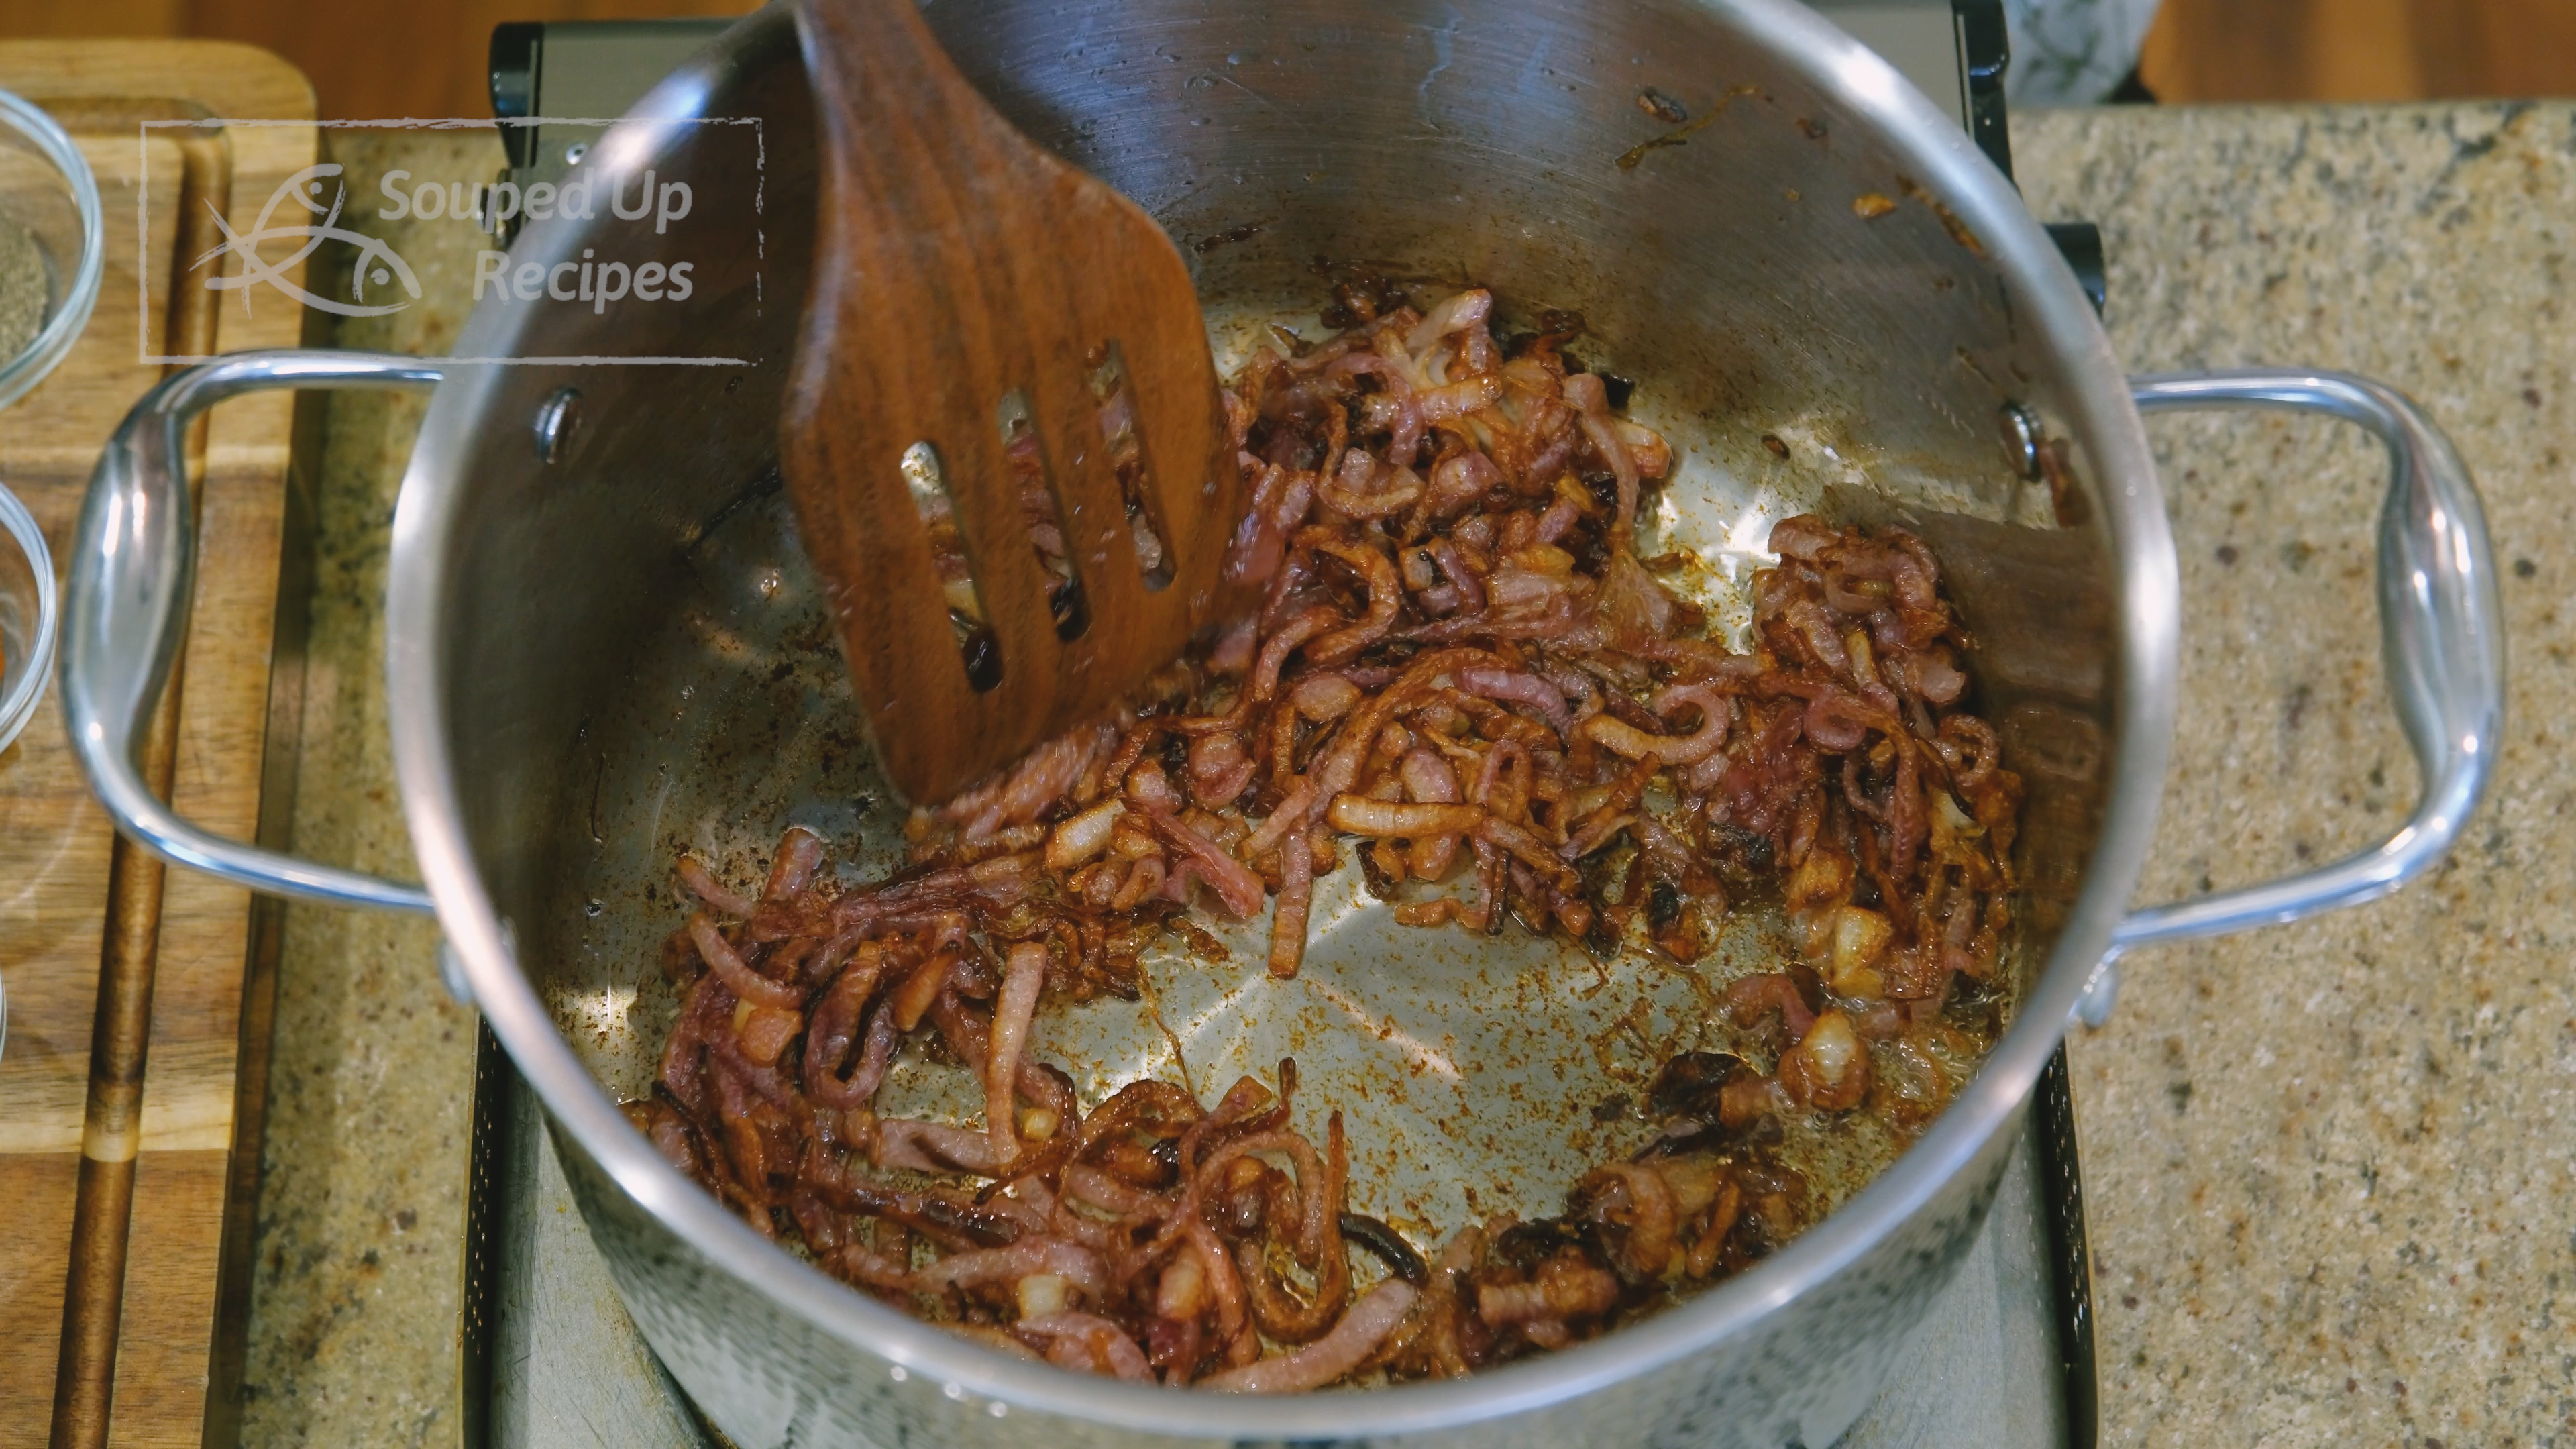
xmin=1326 ymin=796 xmax=1487 ymax=839
xmin=1200 ymin=1281 xmax=1418 ymax=1393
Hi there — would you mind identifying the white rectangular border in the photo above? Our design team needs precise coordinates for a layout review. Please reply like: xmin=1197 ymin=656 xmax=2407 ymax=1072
xmin=139 ymin=115 xmax=763 ymax=366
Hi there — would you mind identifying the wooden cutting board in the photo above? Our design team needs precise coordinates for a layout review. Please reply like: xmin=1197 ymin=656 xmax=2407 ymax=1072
xmin=0 ymin=42 xmax=317 ymax=1449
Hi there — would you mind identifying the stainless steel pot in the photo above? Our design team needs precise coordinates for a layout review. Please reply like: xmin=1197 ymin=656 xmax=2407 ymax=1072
xmin=65 ymin=2 xmax=2504 ymax=1445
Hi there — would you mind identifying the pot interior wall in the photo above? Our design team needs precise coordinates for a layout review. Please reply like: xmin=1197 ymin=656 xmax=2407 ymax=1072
xmin=441 ymin=0 xmax=2118 ymax=1302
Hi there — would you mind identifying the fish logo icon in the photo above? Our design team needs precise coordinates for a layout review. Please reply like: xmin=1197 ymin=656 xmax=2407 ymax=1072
xmin=194 ymin=163 xmax=422 ymax=317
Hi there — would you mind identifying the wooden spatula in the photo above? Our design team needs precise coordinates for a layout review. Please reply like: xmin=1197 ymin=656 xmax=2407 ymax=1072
xmin=783 ymin=0 xmax=1241 ymax=805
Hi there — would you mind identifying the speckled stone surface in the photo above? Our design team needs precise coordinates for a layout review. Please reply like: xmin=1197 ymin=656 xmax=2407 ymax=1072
xmin=2017 ymin=103 xmax=2576 ymax=1447
xmin=235 ymin=131 xmax=502 ymax=1449
xmin=237 ymin=108 xmax=2576 ymax=1446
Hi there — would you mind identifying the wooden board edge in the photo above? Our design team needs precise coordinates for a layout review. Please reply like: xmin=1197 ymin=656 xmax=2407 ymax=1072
xmin=28 ymin=58 xmax=321 ymax=1448
xmin=195 ymin=375 xmax=328 ymax=1449
xmin=0 ymin=42 xmax=316 ymax=127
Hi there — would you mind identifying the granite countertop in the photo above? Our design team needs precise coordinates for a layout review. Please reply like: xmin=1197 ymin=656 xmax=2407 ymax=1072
xmin=237 ymin=132 xmax=498 ymax=1446
xmin=236 ymin=105 xmax=2575 ymax=1446
xmin=2024 ymin=103 xmax=2576 ymax=1448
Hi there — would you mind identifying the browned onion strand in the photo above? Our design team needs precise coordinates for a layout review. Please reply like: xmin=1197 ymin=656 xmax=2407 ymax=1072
xmin=627 ymin=284 xmax=2022 ymax=1390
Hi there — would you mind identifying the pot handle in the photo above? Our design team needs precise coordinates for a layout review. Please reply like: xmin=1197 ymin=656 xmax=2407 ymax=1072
xmin=2078 ymin=370 xmax=2505 ymax=1024
xmin=63 ymin=350 xmax=443 ymax=914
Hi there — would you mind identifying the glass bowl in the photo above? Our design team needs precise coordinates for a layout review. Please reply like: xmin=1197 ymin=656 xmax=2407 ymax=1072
xmin=0 ymin=479 xmax=56 ymax=757
xmin=0 ymin=87 xmax=102 ymax=410
xmin=0 ymin=478 xmax=53 ymax=1062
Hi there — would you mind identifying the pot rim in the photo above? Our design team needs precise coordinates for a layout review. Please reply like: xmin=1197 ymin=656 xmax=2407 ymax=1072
xmin=384 ymin=0 xmax=2179 ymax=1434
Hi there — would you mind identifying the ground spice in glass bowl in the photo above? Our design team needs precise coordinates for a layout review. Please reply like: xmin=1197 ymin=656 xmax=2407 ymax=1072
xmin=0 ymin=87 xmax=101 ymax=410
xmin=0 ymin=215 xmax=45 ymax=363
